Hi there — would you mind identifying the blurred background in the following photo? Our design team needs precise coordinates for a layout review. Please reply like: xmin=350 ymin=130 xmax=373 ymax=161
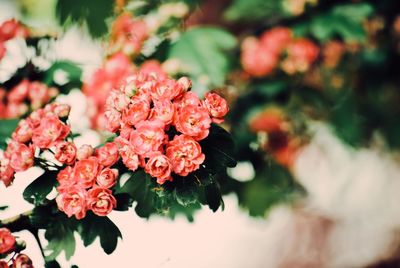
xmin=1 ymin=0 xmax=400 ymax=267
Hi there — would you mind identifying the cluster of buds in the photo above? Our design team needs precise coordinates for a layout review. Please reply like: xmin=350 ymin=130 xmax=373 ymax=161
xmin=0 ymin=19 xmax=29 ymax=61
xmin=0 ymin=228 xmax=33 ymax=268
xmin=104 ymin=72 xmax=229 ymax=184
xmin=249 ymin=107 xmax=300 ymax=168
xmin=83 ymin=52 xmax=168 ymax=129
xmin=241 ymin=27 xmax=319 ymax=77
xmin=0 ymin=103 xmax=70 ymax=186
xmin=0 ymin=80 xmax=59 ymax=119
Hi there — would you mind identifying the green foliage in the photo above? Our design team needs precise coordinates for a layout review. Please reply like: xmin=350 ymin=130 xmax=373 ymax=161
xmin=294 ymin=3 xmax=374 ymax=42
xmin=56 ymin=0 xmax=114 ymax=37
xmin=0 ymin=119 xmax=18 ymax=150
xmin=23 ymin=170 xmax=58 ymax=205
xmin=30 ymin=204 xmax=122 ymax=259
xmin=230 ymin=161 xmax=304 ymax=217
xmin=44 ymin=212 xmax=76 ymax=260
xmin=168 ymin=27 xmax=237 ymax=90
xmin=44 ymin=61 xmax=82 ymax=94
xmin=224 ymin=0 xmax=285 ymax=22
xmin=77 ymin=212 xmax=122 ymax=255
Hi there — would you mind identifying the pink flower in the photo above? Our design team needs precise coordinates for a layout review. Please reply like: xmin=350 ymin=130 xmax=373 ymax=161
xmin=166 ymin=135 xmax=205 ymax=176
xmin=0 ymin=42 xmax=6 ymax=61
xmin=12 ymin=119 xmax=33 ymax=143
xmin=7 ymin=80 xmax=29 ymax=103
xmin=76 ymin=144 xmax=94 ymax=160
xmin=241 ymin=37 xmax=278 ymax=77
xmin=0 ymin=260 xmax=9 ymax=268
xmin=129 ymin=120 xmax=166 ymax=157
xmin=149 ymin=79 xmax=184 ymax=101
xmin=140 ymin=60 xmax=167 ymax=79
xmin=9 ymin=143 xmax=34 ymax=172
xmin=174 ymin=91 xmax=202 ymax=109
xmin=0 ymin=156 xmax=14 ymax=187
xmin=145 ymin=153 xmax=172 ymax=184
xmin=174 ymin=104 xmax=211 ymax=141
xmin=122 ymin=96 xmax=150 ymax=126
xmin=12 ymin=254 xmax=33 ymax=268
xmin=95 ymin=142 xmax=119 ymax=167
xmin=149 ymin=99 xmax=175 ymax=125
xmin=260 ymin=27 xmax=292 ymax=55
xmin=56 ymin=166 xmax=75 ymax=186
xmin=0 ymin=228 xmax=15 ymax=254
xmin=28 ymin=81 xmax=50 ymax=109
xmin=96 ymin=168 xmax=118 ymax=188
xmin=282 ymin=38 xmax=319 ymax=74
xmin=87 ymin=187 xmax=117 ymax=216
xmin=55 ymin=141 xmax=77 ymax=165
xmin=203 ymin=92 xmax=229 ymax=123
xmin=0 ymin=19 xmax=28 ymax=41
xmin=104 ymin=109 xmax=122 ymax=133
xmin=116 ymin=138 xmax=140 ymax=171
xmin=73 ymin=157 xmax=100 ymax=188
xmin=56 ymin=185 xmax=87 ymax=219
xmin=32 ymin=115 xmax=70 ymax=148
xmin=107 ymin=90 xmax=130 ymax=112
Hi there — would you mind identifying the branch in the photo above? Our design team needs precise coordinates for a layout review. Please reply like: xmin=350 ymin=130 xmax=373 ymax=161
xmin=0 ymin=210 xmax=33 ymax=232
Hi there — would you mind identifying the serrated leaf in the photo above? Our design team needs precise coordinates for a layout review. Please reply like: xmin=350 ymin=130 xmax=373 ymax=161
xmin=77 ymin=212 xmax=122 ymax=254
xmin=44 ymin=213 xmax=76 ymax=261
xmin=0 ymin=119 xmax=18 ymax=150
xmin=168 ymin=27 xmax=237 ymax=87
xmin=23 ymin=170 xmax=58 ymax=205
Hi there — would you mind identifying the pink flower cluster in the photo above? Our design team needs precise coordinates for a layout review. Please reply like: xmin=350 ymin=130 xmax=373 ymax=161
xmin=83 ymin=52 xmax=168 ymax=129
xmin=104 ymin=73 xmax=229 ymax=184
xmin=83 ymin=52 xmax=135 ymax=129
xmin=109 ymin=13 xmax=149 ymax=56
xmin=0 ymin=103 xmax=71 ymax=187
xmin=0 ymin=19 xmax=29 ymax=61
xmin=0 ymin=79 xmax=58 ymax=119
xmin=0 ymin=228 xmax=33 ymax=268
xmin=55 ymin=142 xmax=118 ymax=219
xmin=241 ymin=27 xmax=319 ymax=77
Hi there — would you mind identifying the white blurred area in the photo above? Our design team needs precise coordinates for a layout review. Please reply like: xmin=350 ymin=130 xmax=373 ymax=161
xmin=2 ymin=2 xmax=400 ymax=268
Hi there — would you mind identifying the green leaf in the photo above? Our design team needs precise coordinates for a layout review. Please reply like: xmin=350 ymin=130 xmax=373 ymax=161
xmin=44 ymin=61 xmax=82 ymax=94
xmin=204 ymin=182 xmax=224 ymax=212
xmin=224 ymin=0 xmax=284 ymax=22
xmin=113 ymin=193 xmax=133 ymax=211
xmin=201 ymin=124 xmax=237 ymax=171
xmin=0 ymin=119 xmax=18 ymax=150
xmin=56 ymin=0 xmax=114 ymax=38
xmin=44 ymin=213 xmax=76 ymax=261
xmin=78 ymin=212 xmax=122 ymax=255
xmin=304 ymin=3 xmax=374 ymax=42
xmin=115 ymin=170 xmax=158 ymax=218
xmin=0 ymin=205 xmax=8 ymax=211
xmin=45 ymin=260 xmax=61 ymax=268
xmin=23 ymin=170 xmax=58 ymax=205
xmin=173 ymin=182 xmax=198 ymax=207
xmin=168 ymin=27 xmax=237 ymax=87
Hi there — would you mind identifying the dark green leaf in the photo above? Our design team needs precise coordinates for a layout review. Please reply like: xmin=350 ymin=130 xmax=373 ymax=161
xmin=44 ymin=213 xmax=76 ymax=261
xmin=44 ymin=61 xmax=82 ymax=94
xmin=0 ymin=206 xmax=8 ymax=211
xmin=78 ymin=212 xmax=122 ymax=254
xmin=23 ymin=170 xmax=58 ymax=205
xmin=45 ymin=260 xmax=61 ymax=268
xmin=204 ymin=182 xmax=223 ymax=212
xmin=0 ymin=119 xmax=18 ymax=150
